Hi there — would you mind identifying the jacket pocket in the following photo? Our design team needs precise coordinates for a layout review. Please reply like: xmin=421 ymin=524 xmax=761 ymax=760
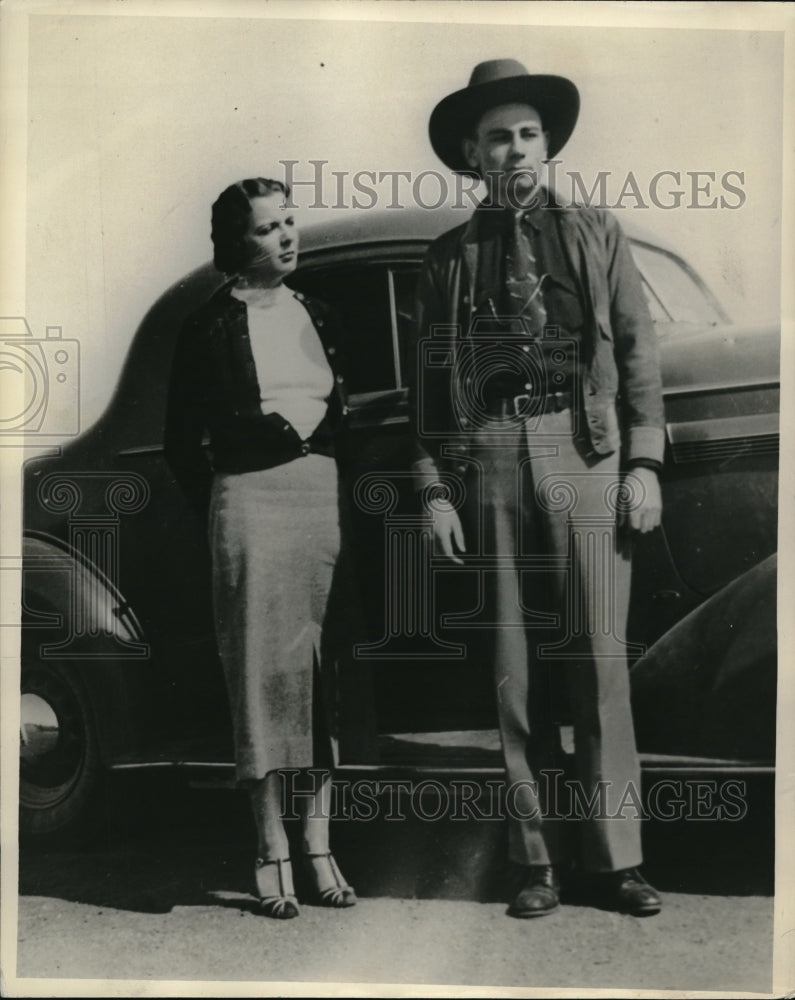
xmin=595 ymin=309 xmax=613 ymax=342
xmin=585 ymin=395 xmax=621 ymax=455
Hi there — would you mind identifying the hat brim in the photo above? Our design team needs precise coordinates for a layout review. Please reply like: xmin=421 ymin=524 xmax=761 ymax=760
xmin=429 ymin=74 xmax=580 ymax=175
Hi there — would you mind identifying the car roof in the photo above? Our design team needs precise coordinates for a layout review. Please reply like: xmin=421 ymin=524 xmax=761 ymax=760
xmin=297 ymin=200 xmax=681 ymax=259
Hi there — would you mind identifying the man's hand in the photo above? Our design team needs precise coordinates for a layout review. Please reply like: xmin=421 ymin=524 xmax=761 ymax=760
xmin=622 ymin=466 xmax=662 ymax=533
xmin=432 ymin=502 xmax=466 ymax=564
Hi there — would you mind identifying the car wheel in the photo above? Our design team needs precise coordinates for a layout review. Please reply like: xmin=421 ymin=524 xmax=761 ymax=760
xmin=19 ymin=661 xmax=104 ymax=842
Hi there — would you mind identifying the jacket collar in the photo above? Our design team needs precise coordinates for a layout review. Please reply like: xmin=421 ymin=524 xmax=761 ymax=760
xmin=461 ymin=187 xmax=569 ymax=241
xmin=208 ymin=276 xmax=311 ymax=315
xmin=457 ymin=188 xmax=580 ymax=317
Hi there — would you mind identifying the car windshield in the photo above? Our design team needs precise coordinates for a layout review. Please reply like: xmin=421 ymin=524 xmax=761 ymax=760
xmin=630 ymin=242 xmax=727 ymax=327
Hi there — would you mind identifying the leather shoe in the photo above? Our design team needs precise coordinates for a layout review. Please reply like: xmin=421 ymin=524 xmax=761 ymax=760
xmin=509 ymin=864 xmax=560 ymax=918
xmin=604 ymin=868 xmax=661 ymax=916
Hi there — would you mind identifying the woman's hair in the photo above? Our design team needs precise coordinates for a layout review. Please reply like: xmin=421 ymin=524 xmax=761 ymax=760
xmin=210 ymin=177 xmax=291 ymax=273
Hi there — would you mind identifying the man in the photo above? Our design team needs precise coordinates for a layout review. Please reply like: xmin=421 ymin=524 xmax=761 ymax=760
xmin=409 ymin=59 xmax=664 ymax=917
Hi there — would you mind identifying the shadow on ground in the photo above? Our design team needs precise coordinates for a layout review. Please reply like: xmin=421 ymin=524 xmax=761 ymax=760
xmin=18 ymin=771 xmax=774 ymax=915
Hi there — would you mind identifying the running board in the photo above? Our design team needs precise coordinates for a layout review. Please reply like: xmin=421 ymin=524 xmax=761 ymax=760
xmin=109 ymin=727 xmax=774 ymax=784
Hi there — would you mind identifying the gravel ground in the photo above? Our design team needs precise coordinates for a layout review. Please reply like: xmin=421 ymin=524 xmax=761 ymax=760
xmin=12 ymin=774 xmax=776 ymax=994
xmin=15 ymin=890 xmax=772 ymax=992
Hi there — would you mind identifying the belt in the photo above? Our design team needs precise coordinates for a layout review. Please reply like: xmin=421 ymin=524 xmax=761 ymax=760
xmin=482 ymin=389 xmax=574 ymax=418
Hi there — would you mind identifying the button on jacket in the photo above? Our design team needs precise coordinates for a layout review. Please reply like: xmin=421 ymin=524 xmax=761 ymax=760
xmin=164 ymin=281 xmax=350 ymax=517
xmin=409 ymin=194 xmax=665 ymax=486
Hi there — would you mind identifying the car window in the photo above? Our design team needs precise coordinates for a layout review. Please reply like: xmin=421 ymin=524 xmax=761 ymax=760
xmin=291 ymin=264 xmax=398 ymax=394
xmin=630 ymin=243 xmax=725 ymax=326
xmin=638 ymin=275 xmax=671 ymax=324
xmin=390 ymin=267 xmax=419 ymax=389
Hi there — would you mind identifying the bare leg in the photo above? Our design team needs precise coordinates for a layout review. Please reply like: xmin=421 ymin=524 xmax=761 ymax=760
xmin=297 ymin=769 xmax=356 ymax=905
xmin=249 ymin=772 xmax=296 ymax=907
xmin=299 ymin=769 xmax=332 ymax=855
xmin=250 ymin=771 xmax=289 ymax=858
xmin=298 ymin=770 xmax=334 ymax=893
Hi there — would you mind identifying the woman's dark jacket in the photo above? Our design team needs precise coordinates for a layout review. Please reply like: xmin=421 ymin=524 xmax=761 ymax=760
xmin=164 ymin=281 xmax=350 ymax=517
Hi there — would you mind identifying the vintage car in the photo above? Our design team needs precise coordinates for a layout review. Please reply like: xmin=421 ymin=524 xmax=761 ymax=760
xmin=19 ymin=204 xmax=779 ymax=839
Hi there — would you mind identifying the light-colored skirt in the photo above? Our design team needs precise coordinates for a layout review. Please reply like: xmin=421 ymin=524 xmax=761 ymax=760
xmin=208 ymin=454 xmax=341 ymax=782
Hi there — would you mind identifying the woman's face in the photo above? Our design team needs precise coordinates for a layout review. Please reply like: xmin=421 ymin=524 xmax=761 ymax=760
xmin=240 ymin=193 xmax=298 ymax=284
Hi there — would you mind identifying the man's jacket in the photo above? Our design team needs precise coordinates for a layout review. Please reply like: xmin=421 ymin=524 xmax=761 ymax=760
xmin=408 ymin=196 xmax=665 ymax=485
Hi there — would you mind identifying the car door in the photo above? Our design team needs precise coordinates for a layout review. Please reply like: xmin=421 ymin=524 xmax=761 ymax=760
xmin=291 ymin=253 xmax=498 ymax=748
xmin=630 ymin=242 xmax=779 ymax=600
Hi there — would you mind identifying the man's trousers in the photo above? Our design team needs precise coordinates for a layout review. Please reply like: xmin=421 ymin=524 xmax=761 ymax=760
xmin=458 ymin=402 xmax=643 ymax=872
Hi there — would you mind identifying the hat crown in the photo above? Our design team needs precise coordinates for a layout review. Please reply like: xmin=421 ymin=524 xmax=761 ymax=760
xmin=429 ymin=60 xmax=579 ymax=174
xmin=468 ymin=59 xmax=530 ymax=88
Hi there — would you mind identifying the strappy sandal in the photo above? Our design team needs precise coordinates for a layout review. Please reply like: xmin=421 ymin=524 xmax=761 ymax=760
xmin=255 ymin=856 xmax=300 ymax=919
xmin=303 ymin=851 xmax=357 ymax=908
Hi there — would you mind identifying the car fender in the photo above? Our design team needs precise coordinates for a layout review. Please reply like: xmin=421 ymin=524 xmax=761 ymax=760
xmin=22 ymin=533 xmax=155 ymax=766
xmin=630 ymin=553 xmax=777 ymax=762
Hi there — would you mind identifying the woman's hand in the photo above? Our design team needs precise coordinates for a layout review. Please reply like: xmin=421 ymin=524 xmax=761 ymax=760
xmin=432 ymin=502 xmax=466 ymax=564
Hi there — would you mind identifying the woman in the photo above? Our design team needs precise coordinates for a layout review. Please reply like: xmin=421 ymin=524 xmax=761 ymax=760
xmin=164 ymin=177 xmax=356 ymax=919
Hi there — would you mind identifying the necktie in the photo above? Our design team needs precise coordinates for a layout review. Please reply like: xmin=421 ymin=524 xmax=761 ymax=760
xmin=503 ymin=210 xmax=548 ymax=334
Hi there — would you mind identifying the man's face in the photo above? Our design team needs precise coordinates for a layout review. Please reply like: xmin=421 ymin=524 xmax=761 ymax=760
xmin=463 ymin=103 xmax=549 ymax=206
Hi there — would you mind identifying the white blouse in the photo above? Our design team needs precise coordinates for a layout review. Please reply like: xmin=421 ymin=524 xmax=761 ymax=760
xmin=231 ymin=284 xmax=333 ymax=440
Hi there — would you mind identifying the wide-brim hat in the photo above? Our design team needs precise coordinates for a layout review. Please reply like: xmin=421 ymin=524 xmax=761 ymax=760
xmin=429 ymin=59 xmax=580 ymax=175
